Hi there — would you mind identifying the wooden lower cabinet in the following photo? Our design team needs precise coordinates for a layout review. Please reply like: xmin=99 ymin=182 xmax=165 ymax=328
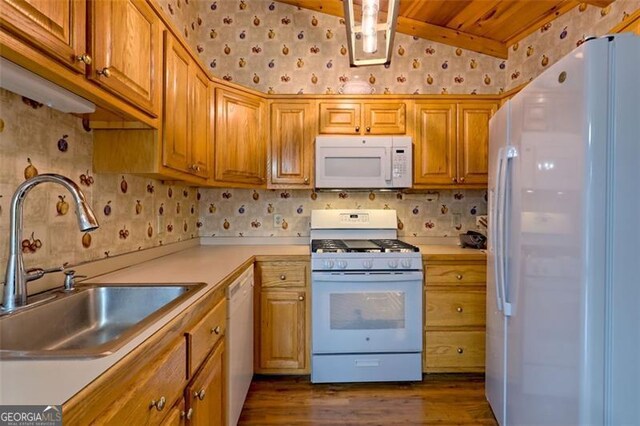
xmin=423 ymin=259 xmax=487 ymax=373
xmin=162 ymin=398 xmax=188 ymax=425
xmin=255 ymin=261 xmax=310 ymax=374
xmin=186 ymin=341 xmax=225 ymax=426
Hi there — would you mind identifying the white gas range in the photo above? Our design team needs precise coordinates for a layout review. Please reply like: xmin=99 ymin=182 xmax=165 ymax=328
xmin=310 ymin=209 xmax=423 ymax=383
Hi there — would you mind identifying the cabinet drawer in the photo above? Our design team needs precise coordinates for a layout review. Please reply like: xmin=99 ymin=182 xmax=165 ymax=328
xmin=425 ymin=290 xmax=486 ymax=327
xmin=424 ymin=331 xmax=485 ymax=371
xmin=426 ymin=264 xmax=486 ymax=285
xmin=188 ymin=298 xmax=226 ymax=375
xmin=111 ymin=338 xmax=187 ymax=424
xmin=259 ymin=262 xmax=307 ymax=289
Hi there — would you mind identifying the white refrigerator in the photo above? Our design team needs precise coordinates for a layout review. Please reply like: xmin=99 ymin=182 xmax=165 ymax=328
xmin=486 ymin=34 xmax=640 ymax=426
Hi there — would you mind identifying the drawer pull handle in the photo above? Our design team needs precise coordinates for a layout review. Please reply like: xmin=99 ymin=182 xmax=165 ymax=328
xmin=97 ymin=67 xmax=111 ymax=77
xmin=211 ymin=325 xmax=221 ymax=335
xmin=366 ymin=127 xmax=371 ymax=132
xmin=150 ymin=396 xmax=166 ymax=411
xmin=195 ymin=388 xmax=206 ymax=400
xmin=456 ymin=307 xmax=463 ymax=313
xmin=457 ymin=347 xmax=464 ymax=354
xmin=456 ymin=274 xmax=463 ymax=280
xmin=298 ymin=295 xmax=305 ymax=301
xmin=355 ymin=126 xmax=360 ymax=132
xmin=280 ymin=274 xmax=286 ymax=280
xmin=181 ymin=408 xmax=193 ymax=420
xmin=303 ymin=177 xmax=309 ymax=184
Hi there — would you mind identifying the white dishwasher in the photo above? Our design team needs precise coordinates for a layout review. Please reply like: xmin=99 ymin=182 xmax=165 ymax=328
xmin=226 ymin=267 xmax=254 ymax=426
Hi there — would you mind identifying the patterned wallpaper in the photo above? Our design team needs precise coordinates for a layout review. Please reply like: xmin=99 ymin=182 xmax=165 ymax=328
xmin=157 ymin=0 xmax=507 ymax=95
xmin=0 ymin=90 xmax=199 ymax=283
xmin=505 ymin=0 xmax=640 ymax=90
xmin=198 ymin=188 xmax=487 ymax=239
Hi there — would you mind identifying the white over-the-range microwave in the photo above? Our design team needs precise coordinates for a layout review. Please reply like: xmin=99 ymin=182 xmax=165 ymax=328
xmin=315 ymin=135 xmax=412 ymax=189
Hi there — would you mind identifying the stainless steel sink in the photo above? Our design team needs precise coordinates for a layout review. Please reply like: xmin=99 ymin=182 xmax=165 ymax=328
xmin=0 ymin=283 xmax=206 ymax=359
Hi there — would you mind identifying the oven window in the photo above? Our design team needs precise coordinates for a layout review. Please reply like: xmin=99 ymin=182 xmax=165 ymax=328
xmin=329 ymin=292 xmax=405 ymax=330
xmin=325 ymin=157 xmax=381 ymax=177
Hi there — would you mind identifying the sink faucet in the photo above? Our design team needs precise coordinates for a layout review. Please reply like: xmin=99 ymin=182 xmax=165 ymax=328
xmin=2 ymin=174 xmax=99 ymax=312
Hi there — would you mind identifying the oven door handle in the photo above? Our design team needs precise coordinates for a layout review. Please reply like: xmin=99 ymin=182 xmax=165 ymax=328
xmin=312 ymin=271 xmax=423 ymax=282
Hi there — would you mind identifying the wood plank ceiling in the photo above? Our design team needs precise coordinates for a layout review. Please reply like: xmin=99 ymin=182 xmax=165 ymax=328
xmin=275 ymin=0 xmax=615 ymax=58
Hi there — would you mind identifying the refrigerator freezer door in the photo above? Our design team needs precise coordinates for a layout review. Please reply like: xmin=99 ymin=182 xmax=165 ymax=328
xmin=486 ymin=101 xmax=510 ymax=426
xmin=504 ymin=37 xmax=610 ymax=426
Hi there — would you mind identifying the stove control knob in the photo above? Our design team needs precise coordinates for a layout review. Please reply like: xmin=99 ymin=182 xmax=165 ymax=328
xmin=363 ymin=260 xmax=373 ymax=269
xmin=401 ymin=259 xmax=412 ymax=269
xmin=388 ymin=260 xmax=399 ymax=269
xmin=337 ymin=260 xmax=348 ymax=269
xmin=323 ymin=259 xmax=335 ymax=269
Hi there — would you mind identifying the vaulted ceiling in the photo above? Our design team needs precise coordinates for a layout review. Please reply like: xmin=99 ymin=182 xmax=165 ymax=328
xmin=275 ymin=0 xmax=616 ymax=58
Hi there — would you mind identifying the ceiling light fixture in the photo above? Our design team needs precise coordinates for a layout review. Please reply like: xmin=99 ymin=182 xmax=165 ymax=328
xmin=343 ymin=0 xmax=400 ymax=67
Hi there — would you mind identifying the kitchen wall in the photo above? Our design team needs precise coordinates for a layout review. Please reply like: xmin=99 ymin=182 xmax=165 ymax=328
xmin=505 ymin=0 xmax=640 ymax=90
xmin=0 ymin=90 xmax=199 ymax=280
xmin=198 ymin=188 xmax=487 ymax=239
xmin=157 ymin=0 xmax=507 ymax=95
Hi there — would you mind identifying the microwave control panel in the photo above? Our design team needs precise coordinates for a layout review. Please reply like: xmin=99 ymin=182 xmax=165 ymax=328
xmin=393 ymin=149 xmax=408 ymax=178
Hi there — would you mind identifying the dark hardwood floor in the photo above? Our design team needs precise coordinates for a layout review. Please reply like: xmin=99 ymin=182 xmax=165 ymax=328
xmin=239 ymin=374 xmax=498 ymax=425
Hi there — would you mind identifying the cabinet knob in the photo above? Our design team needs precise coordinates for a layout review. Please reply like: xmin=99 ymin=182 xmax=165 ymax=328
xmin=181 ymin=408 xmax=194 ymax=420
xmin=456 ymin=274 xmax=463 ymax=280
xmin=150 ymin=396 xmax=166 ymax=411
xmin=459 ymin=177 xmax=466 ymax=183
xmin=355 ymin=126 xmax=360 ymax=132
xmin=452 ymin=177 xmax=458 ymax=183
xmin=211 ymin=325 xmax=221 ymax=335
xmin=280 ymin=274 xmax=286 ymax=280
xmin=298 ymin=295 xmax=305 ymax=301
xmin=456 ymin=306 xmax=463 ymax=313
xmin=195 ymin=388 xmax=206 ymax=400
xmin=457 ymin=347 xmax=464 ymax=354
xmin=76 ymin=54 xmax=92 ymax=65
xmin=303 ymin=177 xmax=309 ymax=184
xmin=97 ymin=67 xmax=111 ymax=77
xmin=366 ymin=127 xmax=371 ymax=132
xmin=190 ymin=164 xmax=202 ymax=172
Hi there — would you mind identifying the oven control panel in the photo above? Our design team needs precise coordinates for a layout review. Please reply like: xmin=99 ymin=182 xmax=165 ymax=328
xmin=312 ymin=253 xmax=422 ymax=272
xmin=339 ymin=213 xmax=369 ymax=224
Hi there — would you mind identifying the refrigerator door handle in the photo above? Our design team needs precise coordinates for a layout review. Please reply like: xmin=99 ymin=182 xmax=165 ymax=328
xmin=491 ymin=147 xmax=505 ymax=312
xmin=498 ymin=146 xmax=517 ymax=317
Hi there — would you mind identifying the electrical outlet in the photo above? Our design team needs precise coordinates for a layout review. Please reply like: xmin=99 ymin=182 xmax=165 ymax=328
xmin=452 ymin=213 xmax=462 ymax=226
xmin=274 ymin=214 xmax=283 ymax=227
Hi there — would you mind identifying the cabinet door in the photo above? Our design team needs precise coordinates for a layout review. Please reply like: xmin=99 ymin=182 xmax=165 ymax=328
xmin=0 ymin=0 xmax=86 ymax=72
xmin=214 ymin=88 xmax=266 ymax=185
xmin=187 ymin=342 xmax=225 ymax=426
xmin=269 ymin=101 xmax=315 ymax=187
xmin=163 ymin=34 xmax=190 ymax=173
xmin=318 ymin=102 xmax=361 ymax=134
xmin=162 ymin=397 xmax=187 ymax=426
xmin=258 ymin=290 xmax=306 ymax=371
xmin=363 ymin=102 xmax=406 ymax=134
xmin=90 ymin=0 xmax=161 ymax=116
xmin=413 ymin=102 xmax=457 ymax=186
xmin=189 ymin=66 xmax=211 ymax=178
xmin=457 ymin=102 xmax=496 ymax=185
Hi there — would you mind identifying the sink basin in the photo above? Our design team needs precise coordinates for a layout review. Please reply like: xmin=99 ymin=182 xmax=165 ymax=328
xmin=0 ymin=283 xmax=206 ymax=359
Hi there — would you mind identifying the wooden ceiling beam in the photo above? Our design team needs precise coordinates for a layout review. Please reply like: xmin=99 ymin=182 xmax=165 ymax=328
xmin=276 ymin=0 xmax=508 ymax=58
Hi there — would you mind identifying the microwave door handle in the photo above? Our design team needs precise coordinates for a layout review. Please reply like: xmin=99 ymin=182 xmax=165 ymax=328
xmin=384 ymin=147 xmax=392 ymax=181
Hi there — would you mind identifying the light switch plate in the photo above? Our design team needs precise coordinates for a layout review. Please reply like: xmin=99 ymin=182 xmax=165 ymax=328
xmin=274 ymin=214 xmax=283 ymax=227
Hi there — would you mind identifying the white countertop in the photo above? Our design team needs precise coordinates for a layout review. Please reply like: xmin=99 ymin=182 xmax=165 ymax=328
xmin=0 ymin=245 xmax=308 ymax=406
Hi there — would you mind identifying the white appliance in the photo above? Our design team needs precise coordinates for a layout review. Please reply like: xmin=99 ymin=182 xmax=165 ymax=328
xmin=315 ymin=136 xmax=412 ymax=189
xmin=486 ymin=34 xmax=640 ymax=426
xmin=226 ymin=267 xmax=254 ymax=426
xmin=310 ymin=209 xmax=423 ymax=383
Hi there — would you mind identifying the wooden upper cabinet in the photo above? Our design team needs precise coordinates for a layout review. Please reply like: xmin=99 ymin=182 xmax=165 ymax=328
xmin=319 ymin=101 xmax=406 ymax=134
xmin=413 ymin=100 xmax=496 ymax=188
xmin=363 ymin=102 xmax=406 ymax=134
xmin=163 ymin=33 xmax=210 ymax=179
xmin=269 ymin=101 xmax=315 ymax=188
xmin=0 ymin=0 xmax=87 ymax=73
xmin=89 ymin=0 xmax=161 ymax=117
xmin=214 ymin=88 xmax=266 ymax=186
xmin=413 ymin=102 xmax=457 ymax=186
xmin=457 ymin=102 xmax=496 ymax=185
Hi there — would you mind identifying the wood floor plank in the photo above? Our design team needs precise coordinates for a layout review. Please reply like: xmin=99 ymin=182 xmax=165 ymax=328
xmin=239 ymin=374 xmax=498 ymax=425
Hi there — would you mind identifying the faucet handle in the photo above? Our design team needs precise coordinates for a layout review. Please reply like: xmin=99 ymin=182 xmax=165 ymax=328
xmin=63 ymin=270 xmax=86 ymax=291
xmin=25 ymin=265 xmax=65 ymax=282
